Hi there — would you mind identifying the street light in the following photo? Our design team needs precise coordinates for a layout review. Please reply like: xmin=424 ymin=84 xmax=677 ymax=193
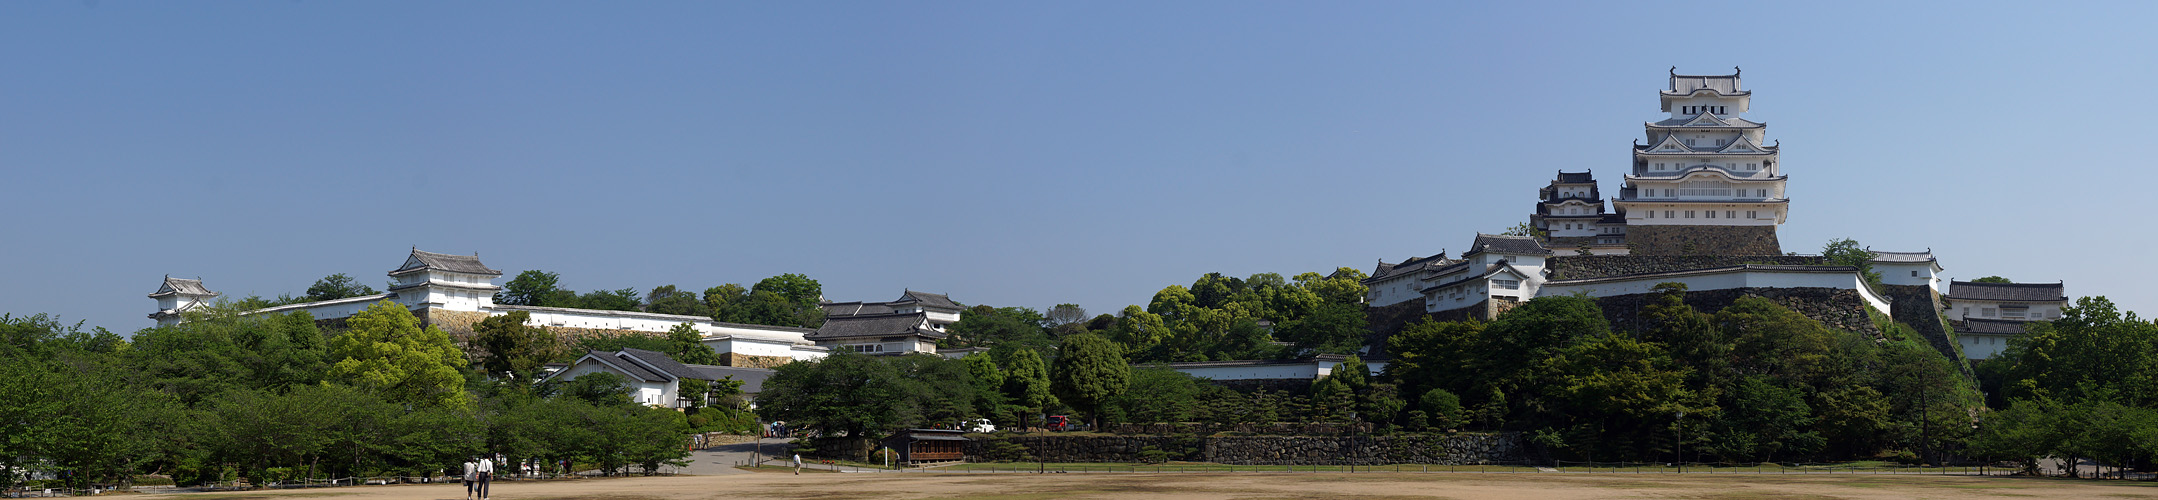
xmin=1675 ymin=410 xmax=1686 ymax=474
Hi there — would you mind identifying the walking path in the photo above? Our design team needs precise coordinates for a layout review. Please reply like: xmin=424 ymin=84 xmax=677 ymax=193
xmin=678 ymin=437 xmax=794 ymax=475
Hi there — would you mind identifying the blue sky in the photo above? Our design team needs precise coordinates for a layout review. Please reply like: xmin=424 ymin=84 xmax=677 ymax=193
xmin=5 ymin=1 xmax=2153 ymax=333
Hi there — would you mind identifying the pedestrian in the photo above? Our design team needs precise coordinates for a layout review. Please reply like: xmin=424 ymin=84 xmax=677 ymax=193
xmin=462 ymin=457 xmax=478 ymax=500
xmin=477 ymin=454 xmax=495 ymax=500
xmin=793 ymin=453 xmax=802 ymax=475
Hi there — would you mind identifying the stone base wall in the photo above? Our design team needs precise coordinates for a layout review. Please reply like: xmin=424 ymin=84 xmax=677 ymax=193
xmin=961 ymin=433 xmax=1525 ymax=465
xmin=1547 ymin=255 xmax=1826 ymax=280
xmin=1624 ymin=225 xmax=1782 ymax=256
xmin=722 ymin=353 xmax=794 ymax=368
xmin=1587 ymin=287 xmax=1879 ymax=336
xmin=1877 ymin=284 xmax=1969 ymax=371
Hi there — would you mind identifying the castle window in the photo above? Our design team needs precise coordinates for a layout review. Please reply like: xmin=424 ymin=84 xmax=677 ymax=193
xmin=1665 ymin=210 xmax=1674 ymax=218
xmin=1492 ymin=279 xmax=1519 ymax=290
xmin=1685 ymin=139 xmax=1695 ymax=146
xmin=1646 ymin=211 xmax=1655 ymax=219
xmin=1685 ymin=211 xmax=1695 ymax=218
xmin=1758 ymin=189 xmax=1768 ymax=197
xmin=1747 ymin=210 xmax=1757 ymax=219
xmin=1705 ymin=211 xmax=1716 ymax=218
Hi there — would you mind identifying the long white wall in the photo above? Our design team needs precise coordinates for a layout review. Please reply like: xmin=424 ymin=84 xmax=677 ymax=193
xmin=1541 ymin=267 xmax=1891 ymax=316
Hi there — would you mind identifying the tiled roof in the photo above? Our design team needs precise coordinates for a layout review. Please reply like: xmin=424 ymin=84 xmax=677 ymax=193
xmin=897 ymin=290 xmax=963 ymax=310
xmin=391 ymin=249 xmax=502 ymax=276
xmin=1463 ymin=233 xmax=1549 ymax=256
xmin=1648 ymin=116 xmax=1764 ymax=128
xmin=149 ymin=276 xmax=218 ymax=298
xmin=1666 ymin=68 xmax=1746 ymax=95
xmin=1958 ymin=318 xmax=2032 ymax=335
xmin=1555 ymin=171 xmax=1595 ymax=183
xmin=820 ymin=301 xmax=896 ymax=317
xmin=1948 ymin=281 xmax=2066 ymax=302
xmin=593 ymin=351 xmax=669 ymax=382
xmin=809 ymin=312 xmax=947 ymax=340
xmin=688 ymin=365 xmax=776 ymax=394
xmin=1869 ymin=250 xmax=1936 ymax=263
xmin=620 ymin=348 xmax=704 ymax=380
xmin=1363 ymin=252 xmax=1453 ymax=283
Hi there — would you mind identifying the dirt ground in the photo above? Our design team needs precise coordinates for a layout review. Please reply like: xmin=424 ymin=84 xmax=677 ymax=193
xmin=127 ymin=471 xmax=2158 ymax=500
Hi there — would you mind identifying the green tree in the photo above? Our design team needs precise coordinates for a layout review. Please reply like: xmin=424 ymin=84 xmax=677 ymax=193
xmin=945 ymin=305 xmax=1052 ymax=356
xmin=496 ymin=270 xmax=573 ymax=307
xmin=1971 ymin=276 xmax=2013 ymax=284
xmin=664 ymin=322 xmax=719 ymax=365
xmin=576 ymin=287 xmax=644 ymax=312
xmin=754 ymin=352 xmax=924 ymax=459
xmin=752 ymin=273 xmax=824 ymax=306
xmin=1274 ymin=302 xmax=1369 ymax=355
xmin=328 ymin=300 xmax=473 ymax=409
xmin=1050 ymin=333 xmax=1130 ymax=429
xmin=961 ymin=353 xmax=1008 ymax=422
xmin=1046 ymin=304 xmax=1089 ymax=326
xmin=473 ymin=311 xmax=563 ymax=383
xmin=1104 ymin=367 xmax=1204 ymax=425
xmin=1421 ymin=388 xmax=1464 ymax=431
xmin=644 ymin=285 xmax=710 ymax=317
xmin=1000 ymin=349 xmax=1057 ymax=429
xmin=1820 ymin=238 xmax=1880 ymax=286
xmin=305 ymin=273 xmax=379 ymax=302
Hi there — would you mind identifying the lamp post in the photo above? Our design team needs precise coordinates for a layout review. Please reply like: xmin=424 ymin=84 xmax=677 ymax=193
xmin=1676 ymin=410 xmax=1686 ymax=474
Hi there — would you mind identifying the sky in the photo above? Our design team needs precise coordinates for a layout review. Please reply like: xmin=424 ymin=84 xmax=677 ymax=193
xmin=4 ymin=1 xmax=2155 ymax=334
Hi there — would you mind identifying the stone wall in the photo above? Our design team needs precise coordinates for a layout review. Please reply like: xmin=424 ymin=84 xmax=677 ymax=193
xmin=1624 ymin=225 xmax=1782 ymax=256
xmin=1877 ymin=284 xmax=1969 ymax=373
xmin=721 ymin=353 xmax=794 ymax=368
xmin=961 ymin=433 xmax=1525 ymax=465
xmin=1587 ymin=287 xmax=1879 ymax=336
xmin=1546 ymin=255 xmax=1826 ymax=280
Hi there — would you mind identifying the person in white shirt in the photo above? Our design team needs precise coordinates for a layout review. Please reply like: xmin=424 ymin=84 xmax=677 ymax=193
xmin=476 ymin=455 xmax=494 ymax=500
xmin=792 ymin=453 xmax=802 ymax=475
xmin=462 ymin=459 xmax=478 ymax=500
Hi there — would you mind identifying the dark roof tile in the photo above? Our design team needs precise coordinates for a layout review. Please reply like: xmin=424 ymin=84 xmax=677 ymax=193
xmin=809 ymin=312 xmax=947 ymax=340
xmin=1948 ymin=281 xmax=2066 ymax=302
xmin=1958 ymin=318 xmax=2033 ymax=335
xmin=391 ymin=249 xmax=502 ymax=276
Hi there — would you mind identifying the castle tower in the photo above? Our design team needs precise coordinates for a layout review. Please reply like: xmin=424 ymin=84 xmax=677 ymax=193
xmin=387 ymin=248 xmax=503 ymax=312
xmin=148 ymin=276 xmax=220 ymax=326
xmin=1532 ymin=170 xmax=1628 ymax=254
xmin=1613 ymin=67 xmax=1786 ymax=255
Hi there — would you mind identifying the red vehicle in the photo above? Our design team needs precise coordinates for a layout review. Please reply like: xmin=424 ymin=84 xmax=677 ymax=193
xmin=1045 ymin=415 xmax=1076 ymax=432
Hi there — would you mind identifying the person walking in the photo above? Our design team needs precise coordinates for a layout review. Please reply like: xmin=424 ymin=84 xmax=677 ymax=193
xmin=792 ymin=453 xmax=802 ymax=475
xmin=462 ymin=458 xmax=478 ymax=500
xmin=477 ymin=454 xmax=495 ymax=500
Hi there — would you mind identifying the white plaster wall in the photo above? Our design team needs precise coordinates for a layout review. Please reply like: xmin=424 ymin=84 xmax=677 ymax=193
xmin=1171 ymin=362 xmax=1321 ymax=381
xmin=925 ymin=310 xmax=962 ymax=325
xmin=1620 ymin=204 xmax=1782 ymax=225
xmin=790 ymin=345 xmax=829 ymax=361
xmin=1873 ymin=262 xmax=1940 ymax=289
xmin=702 ymin=337 xmax=799 ymax=358
xmin=1961 ymin=334 xmax=2014 ymax=360
xmin=1947 ymin=301 xmax=2063 ymax=321
xmin=1541 ymin=269 xmax=1890 ymax=316
xmin=1367 ymin=276 xmax=1422 ymax=308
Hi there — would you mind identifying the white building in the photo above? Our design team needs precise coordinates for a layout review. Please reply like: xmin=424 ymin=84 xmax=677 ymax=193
xmin=542 ymin=348 xmax=778 ymax=407
xmin=1418 ymin=234 xmax=1550 ymax=315
xmin=1944 ymin=280 xmax=2068 ymax=360
xmin=147 ymin=276 xmax=220 ymax=327
xmin=1532 ymin=171 xmax=1628 ymax=254
xmin=1614 ymin=68 xmax=1788 ymax=228
xmin=822 ymin=290 xmax=965 ymax=332
xmin=806 ymin=312 xmax=947 ymax=355
xmin=1361 ymin=252 xmax=1457 ymax=308
xmin=156 ymin=248 xmax=827 ymax=365
xmin=1869 ymin=250 xmax=1944 ymax=292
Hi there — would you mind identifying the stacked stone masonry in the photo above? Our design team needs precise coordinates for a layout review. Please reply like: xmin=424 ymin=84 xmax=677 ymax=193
xmin=1623 ymin=225 xmax=1782 ymax=256
xmin=1545 ymin=255 xmax=1826 ymax=280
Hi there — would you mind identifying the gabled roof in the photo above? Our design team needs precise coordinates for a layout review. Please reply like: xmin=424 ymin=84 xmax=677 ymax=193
xmin=1643 ymin=134 xmax=1693 ymax=153
xmin=389 ymin=248 xmax=502 ymax=276
xmin=1462 ymin=233 xmax=1549 ymax=257
xmin=1362 ymin=252 xmax=1454 ymax=284
xmin=1958 ymin=318 xmax=2033 ymax=335
xmin=1648 ymin=116 xmax=1764 ymax=129
xmin=620 ymin=348 xmax=706 ymax=381
xmin=148 ymin=276 xmax=219 ymax=298
xmin=1554 ymin=170 xmax=1595 ymax=184
xmin=895 ymin=290 xmax=963 ymax=310
xmin=1664 ymin=68 xmax=1747 ymax=96
xmin=1869 ymin=250 xmax=1937 ymax=264
xmin=1948 ymin=281 xmax=2067 ymax=302
xmin=821 ymin=301 xmax=897 ymax=317
xmin=809 ymin=312 xmax=948 ymax=340
xmin=1682 ymin=112 xmax=1729 ymax=127
xmin=687 ymin=365 xmax=775 ymax=394
xmin=1716 ymin=135 xmax=1766 ymax=154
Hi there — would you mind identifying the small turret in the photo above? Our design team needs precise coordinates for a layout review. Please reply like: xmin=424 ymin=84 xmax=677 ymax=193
xmin=148 ymin=275 xmax=220 ymax=326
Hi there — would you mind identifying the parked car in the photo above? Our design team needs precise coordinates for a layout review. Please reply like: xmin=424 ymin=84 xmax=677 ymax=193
xmin=1045 ymin=415 xmax=1075 ymax=432
xmin=963 ymin=418 xmax=995 ymax=433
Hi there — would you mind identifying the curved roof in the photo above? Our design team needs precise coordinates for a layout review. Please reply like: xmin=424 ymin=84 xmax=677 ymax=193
xmin=1948 ymin=281 xmax=2066 ymax=302
xmin=1462 ymin=233 xmax=1548 ymax=257
xmin=1626 ymin=168 xmax=1787 ymax=182
xmin=809 ymin=311 xmax=948 ymax=340
xmin=1647 ymin=116 xmax=1765 ymax=129
xmin=1957 ymin=318 xmax=2032 ymax=335
xmin=149 ymin=276 xmax=218 ymax=298
xmin=1662 ymin=68 xmax=1747 ymax=96
xmin=390 ymin=248 xmax=502 ymax=277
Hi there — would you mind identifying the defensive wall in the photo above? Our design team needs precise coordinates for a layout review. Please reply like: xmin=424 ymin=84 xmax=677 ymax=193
xmin=1623 ymin=225 xmax=1782 ymax=256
